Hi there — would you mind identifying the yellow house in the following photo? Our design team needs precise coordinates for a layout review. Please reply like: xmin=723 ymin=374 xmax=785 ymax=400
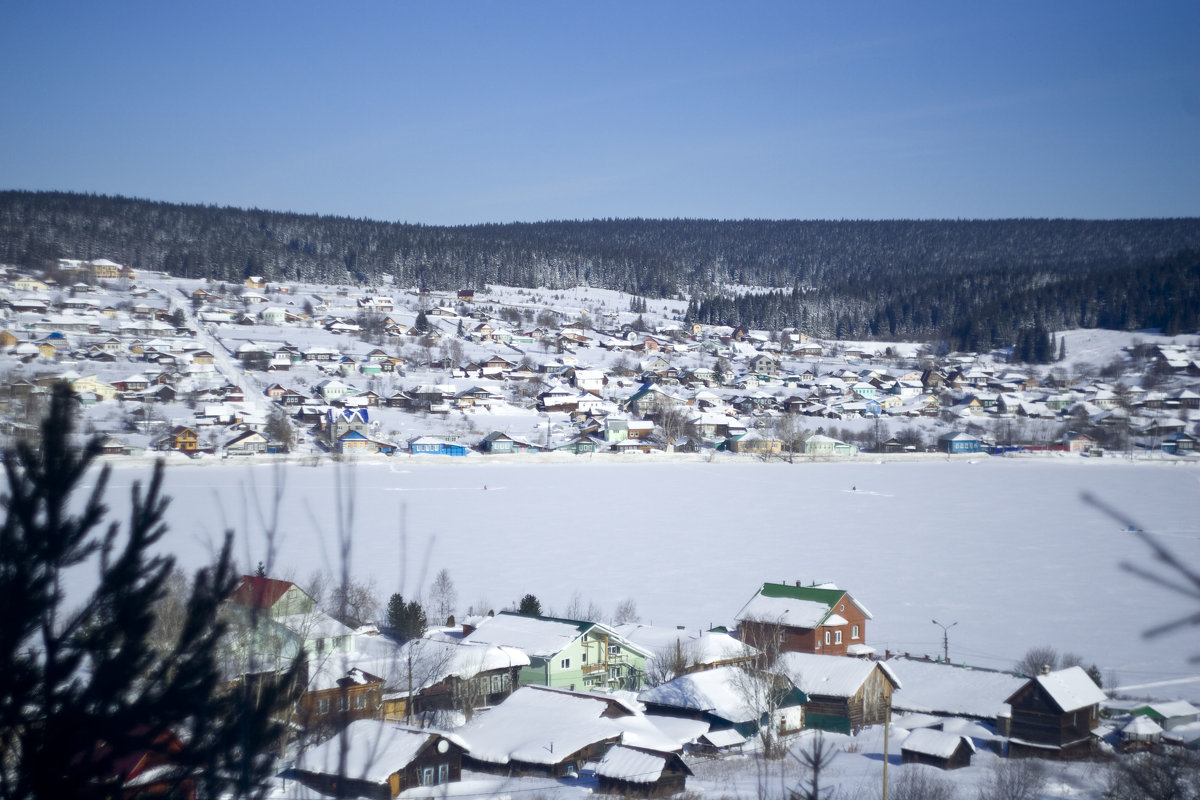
xmin=88 ymin=259 xmax=123 ymax=279
xmin=37 ymin=342 xmax=57 ymax=359
xmin=729 ymin=431 xmax=783 ymax=455
xmin=71 ymin=375 xmax=118 ymax=401
xmin=14 ymin=277 xmax=49 ymax=291
xmin=0 ymin=330 xmax=19 ymax=348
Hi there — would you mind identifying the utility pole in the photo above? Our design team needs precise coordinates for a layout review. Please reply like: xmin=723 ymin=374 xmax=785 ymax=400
xmin=932 ymin=619 xmax=957 ymax=663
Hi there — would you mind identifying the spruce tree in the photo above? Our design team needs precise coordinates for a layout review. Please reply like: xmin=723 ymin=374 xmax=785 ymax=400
xmin=386 ymin=594 xmax=427 ymax=641
xmin=0 ymin=385 xmax=299 ymax=800
xmin=517 ymin=594 xmax=542 ymax=616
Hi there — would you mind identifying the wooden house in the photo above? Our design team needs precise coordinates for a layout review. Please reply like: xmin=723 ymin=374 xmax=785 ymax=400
xmin=1004 ymin=666 xmax=1105 ymax=759
xmin=408 ymin=436 xmax=469 ymax=456
xmin=291 ymin=720 xmax=467 ymax=799
xmin=777 ymin=652 xmax=899 ymax=734
xmin=157 ymin=426 xmax=199 ymax=453
xmin=937 ymin=431 xmax=982 ymax=454
xmin=480 ymin=431 xmax=516 ymax=454
xmin=900 ymin=729 xmax=976 ymax=770
xmin=595 ymin=746 xmax=693 ymax=798
xmin=736 ymin=582 xmax=873 ymax=657
xmin=298 ymin=666 xmax=386 ymax=731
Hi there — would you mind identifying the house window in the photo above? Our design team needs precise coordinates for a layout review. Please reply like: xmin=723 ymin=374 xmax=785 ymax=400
xmin=337 ymin=696 xmax=349 ymax=712
xmin=420 ymin=768 xmax=434 ymax=786
xmin=824 ymin=631 xmax=831 ymax=645
xmin=354 ymin=694 xmax=366 ymax=709
xmin=492 ymin=675 xmax=502 ymax=693
xmin=835 ymin=630 xmax=842 ymax=645
xmin=560 ymin=658 xmax=570 ymax=669
xmin=851 ymin=625 xmax=860 ymax=639
xmin=438 ymin=764 xmax=449 ymax=784
xmin=609 ymin=644 xmax=621 ymax=655
xmin=581 ymin=652 xmax=588 ymax=664
xmin=317 ymin=698 xmax=330 ymax=714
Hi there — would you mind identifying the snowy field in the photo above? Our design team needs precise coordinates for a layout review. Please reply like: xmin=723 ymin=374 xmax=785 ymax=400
xmin=93 ymin=456 xmax=1200 ymax=705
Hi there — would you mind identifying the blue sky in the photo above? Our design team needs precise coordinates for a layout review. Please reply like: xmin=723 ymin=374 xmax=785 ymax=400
xmin=2 ymin=2 xmax=1197 ymax=224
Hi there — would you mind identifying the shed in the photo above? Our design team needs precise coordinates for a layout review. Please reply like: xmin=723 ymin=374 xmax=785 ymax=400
xmin=692 ymin=728 xmax=747 ymax=757
xmin=900 ymin=728 xmax=976 ymax=770
xmin=595 ymin=745 xmax=692 ymax=798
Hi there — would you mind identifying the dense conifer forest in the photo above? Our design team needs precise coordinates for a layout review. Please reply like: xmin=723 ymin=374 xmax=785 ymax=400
xmin=2 ymin=190 xmax=1198 ymax=351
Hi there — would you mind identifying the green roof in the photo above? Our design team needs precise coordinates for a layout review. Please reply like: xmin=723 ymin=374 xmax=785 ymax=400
xmin=757 ymin=583 xmax=846 ymax=607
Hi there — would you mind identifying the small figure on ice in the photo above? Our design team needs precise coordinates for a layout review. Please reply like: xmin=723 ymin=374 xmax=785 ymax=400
xmin=851 ymin=485 xmax=856 ymax=492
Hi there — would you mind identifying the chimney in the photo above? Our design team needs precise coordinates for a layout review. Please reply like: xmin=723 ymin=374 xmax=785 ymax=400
xmin=1040 ymin=664 xmax=1052 ymax=675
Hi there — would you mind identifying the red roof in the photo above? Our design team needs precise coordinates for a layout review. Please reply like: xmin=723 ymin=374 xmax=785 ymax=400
xmin=229 ymin=575 xmax=296 ymax=609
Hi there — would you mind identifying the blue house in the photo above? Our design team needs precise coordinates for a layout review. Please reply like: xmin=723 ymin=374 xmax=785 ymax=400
xmin=937 ymin=431 xmax=982 ymax=454
xmin=408 ymin=436 xmax=469 ymax=456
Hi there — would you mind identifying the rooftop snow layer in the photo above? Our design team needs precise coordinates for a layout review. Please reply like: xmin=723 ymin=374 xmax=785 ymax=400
xmin=887 ymin=658 xmax=1026 ymax=720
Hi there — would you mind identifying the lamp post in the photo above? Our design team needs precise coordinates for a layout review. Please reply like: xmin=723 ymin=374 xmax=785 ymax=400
xmin=932 ymin=619 xmax=957 ymax=663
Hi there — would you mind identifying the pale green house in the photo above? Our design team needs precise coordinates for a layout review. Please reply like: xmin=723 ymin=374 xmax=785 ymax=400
xmin=462 ymin=612 xmax=651 ymax=692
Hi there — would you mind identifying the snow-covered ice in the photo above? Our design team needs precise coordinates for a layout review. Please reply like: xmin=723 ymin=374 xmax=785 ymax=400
xmin=86 ymin=457 xmax=1200 ymax=706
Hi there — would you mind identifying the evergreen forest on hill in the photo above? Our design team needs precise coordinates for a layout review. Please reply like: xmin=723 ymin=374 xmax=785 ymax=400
xmin=2 ymin=190 xmax=1199 ymax=352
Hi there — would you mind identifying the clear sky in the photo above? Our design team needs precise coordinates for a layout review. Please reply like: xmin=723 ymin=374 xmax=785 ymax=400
xmin=2 ymin=2 xmax=1197 ymax=225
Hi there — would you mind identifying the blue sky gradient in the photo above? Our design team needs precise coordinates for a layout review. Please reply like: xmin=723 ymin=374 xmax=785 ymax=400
xmin=2 ymin=2 xmax=1197 ymax=224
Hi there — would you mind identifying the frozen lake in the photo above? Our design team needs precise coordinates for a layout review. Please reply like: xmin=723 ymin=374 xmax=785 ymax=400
xmin=96 ymin=455 xmax=1200 ymax=701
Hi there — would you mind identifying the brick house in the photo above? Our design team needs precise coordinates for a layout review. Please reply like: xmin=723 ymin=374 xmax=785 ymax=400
xmin=736 ymin=582 xmax=872 ymax=657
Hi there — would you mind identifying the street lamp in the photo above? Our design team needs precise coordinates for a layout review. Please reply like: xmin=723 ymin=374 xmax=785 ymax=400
xmin=931 ymin=619 xmax=957 ymax=663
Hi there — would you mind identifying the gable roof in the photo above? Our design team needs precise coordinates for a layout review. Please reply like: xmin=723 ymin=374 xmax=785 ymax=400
xmin=1006 ymin=666 xmax=1106 ymax=712
xmin=456 ymin=686 xmax=629 ymax=766
xmin=735 ymin=582 xmax=872 ymax=628
xmin=388 ymin=638 xmax=531 ymax=694
xmin=296 ymin=720 xmax=466 ymax=781
xmin=596 ymin=745 xmax=692 ymax=783
xmin=637 ymin=665 xmax=804 ymax=725
xmin=901 ymin=728 xmax=975 ymax=759
xmin=777 ymin=652 xmax=901 ymax=698
xmin=228 ymin=575 xmax=302 ymax=609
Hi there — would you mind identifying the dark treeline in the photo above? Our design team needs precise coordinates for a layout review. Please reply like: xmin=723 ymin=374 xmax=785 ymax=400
xmin=2 ymin=190 xmax=1198 ymax=350
xmin=690 ymin=250 xmax=1200 ymax=351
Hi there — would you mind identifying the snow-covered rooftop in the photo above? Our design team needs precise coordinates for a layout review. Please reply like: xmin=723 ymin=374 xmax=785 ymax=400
xmin=887 ymin=658 xmax=1025 ymax=720
xmin=461 ymin=613 xmax=585 ymax=658
xmin=1018 ymin=666 xmax=1106 ymax=713
xmin=455 ymin=686 xmax=626 ymax=766
xmin=900 ymin=727 xmax=975 ymax=759
xmin=777 ymin=652 xmax=899 ymax=699
xmin=637 ymin=665 xmax=780 ymax=725
xmin=296 ymin=720 xmax=465 ymax=782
